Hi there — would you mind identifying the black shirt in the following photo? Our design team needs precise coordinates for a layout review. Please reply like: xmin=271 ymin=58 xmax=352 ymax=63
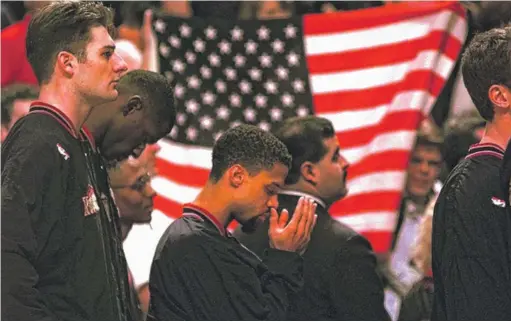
xmin=235 ymin=192 xmax=389 ymax=320
xmin=149 ymin=203 xmax=304 ymax=320
xmin=1 ymin=102 xmax=133 ymax=320
xmin=431 ymin=143 xmax=511 ymax=320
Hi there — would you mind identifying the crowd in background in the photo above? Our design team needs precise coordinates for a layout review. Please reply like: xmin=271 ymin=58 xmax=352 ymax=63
xmin=2 ymin=1 xmax=511 ymax=320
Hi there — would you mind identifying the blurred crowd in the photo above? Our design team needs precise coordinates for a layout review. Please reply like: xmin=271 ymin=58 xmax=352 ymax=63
xmin=2 ymin=1 xmax=511 ymax=321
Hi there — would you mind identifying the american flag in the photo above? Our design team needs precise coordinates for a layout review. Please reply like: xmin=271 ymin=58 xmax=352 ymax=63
xmin=151 ymin=2 xmax=467 ymax=253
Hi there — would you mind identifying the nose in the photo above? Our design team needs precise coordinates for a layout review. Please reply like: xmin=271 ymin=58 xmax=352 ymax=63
xmin=419 ymin=160 xmax=430 ymax=173
xmin=267 ymin=194 xmax=279 ymax=209
xmin=113 ymin=52 xmax=128 ymax=75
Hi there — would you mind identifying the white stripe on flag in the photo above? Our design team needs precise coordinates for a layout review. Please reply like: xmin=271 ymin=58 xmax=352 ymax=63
xmin=309 ymin=51 xmax=454 ymax=94
xmin=337 ymin=211 xmax=397 ymax=232
xmin=320 ymin=90 xmax=434 ymax=133
xmin=304 ymin=9 xmax=466 ymax=56
xmin=347 ymin=170 xmax=406 ymax=196
xmin=338 ymin=130 xmax=417 ymax=165
xmin=152 ymin=176 xmax=201 ymax=204
xmin=157 ymin=139 xmax=212 ymax=169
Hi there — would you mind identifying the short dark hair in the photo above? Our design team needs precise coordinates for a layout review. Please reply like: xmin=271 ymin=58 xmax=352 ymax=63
xmin=273 ymin=116 xmax=335 ymax=185
xmin=461 ymin=26 xmax=511 ymax=121
xmin=209 ymin=124 xmax=292 ymax=182
xmin=118 ymin=69 xmax=176 ymax=130
xmin=26 ymin=1 xmax=115 ymax=84
xmin=1 ymin=84 xmax=39 ymax=126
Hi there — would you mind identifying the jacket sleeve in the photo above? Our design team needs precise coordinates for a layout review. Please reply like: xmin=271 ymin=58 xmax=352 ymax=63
xmin=1 ymin=136 xmax=59 ymax=320
xmin=150 ymin=239 xmax=303 ymax=320
xmin=329 ymin=235 xmax=390 ymax=320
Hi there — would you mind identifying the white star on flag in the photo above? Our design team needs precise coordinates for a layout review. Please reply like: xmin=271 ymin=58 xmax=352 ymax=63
xmin=185 ymin=99 xmax=200 ymax=114
xmin=276 ymin=66 xmax=289 ymax=80
xmin=281 ymin=93 xmax=294 ymax=107
xmin=231 ymin=26 xmax=243 ymax=41
xmin=239 ymin=80 xmax=252 ymax=94
xmin=185 ymin=51 xmax=196 ymax=64
xmin=208 ymin=53 xmax=221 ymax=67
xmin=174 ymin=83 xmax=185 ymax=99
xmin=201 ymin=91 xmax=216 ymax=105
xmin=292 ymin=79 xmax=305 ymax=92
xmin=264 ymin=80 xmax=278 ymax=94
xmin=193 ymin=38 xmax=206 ymax=52
xmin=286 ymin=51 xmax=299 ymax=66
xmin=248 ymin=67 xmax=262 ymax=81
xmin=176 ymin=112 xmax=187 ymax=126
xmin=200 ymin=66 xmax=212 ymax=79
xmin=199 ymin=115 xmax=214 ymax=130
xmin=187 ymin=75 xmax=201 ymax=89
xmin=159 ymin=43 xmax=170 ymax=57
xmin=257 ymin=26 xmax=270 ymax=40
xmin=271 ymin=39 xmax=285 ymax=53
xmin=186 ymin=127 xmax=198 ymax=141
xmin=270 ymin=107 xmax=283 ymax=121
xmin=172 ymin=59 xmax=185 ymax=73
xmin=216 ymin=106 xmax=230 ymax=120
xmin=243 ymin=108 xmax=257 ymax=122
xmin=245 ymin=40 xmax=258 ymax=54
xmin=154 ymin=19 xmax=166 ymax=33
xmin=229 ymin=93 xmax=241 ymax=107
xmin=284 ymin=24 xmax=297 ymax=38
xmin=218 ymin=40 xmax=232 ymax=55
xmin=168 ymin=35 xmax=181 ymax=48
xmin=179 ymin=23 xmax=192 ymax=38
xmin=205 ymin=26 xmax=217 ymax=40
xmin=297 ymin=106 xmax=309 ymax=117
xmin=258 ymin=121 xmax=271 ymax=131
xmin=254 ymin=94 xmax=268 ymax=108
xmin=259 ymin=53 xmax=272 ymax=68
xmin=224 ymin=67 xmax=237 ymax=81
xmin=215 ymin=80 xmax=227 ymax=93
xmin=233 ymin=54 xmax=246 ymax=67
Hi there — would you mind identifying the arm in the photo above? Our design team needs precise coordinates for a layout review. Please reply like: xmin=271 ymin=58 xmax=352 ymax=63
xmin=330 ymin=235 xmax=390 ymax=320
xmin=1 ymin=136 xmax=58 ymax=320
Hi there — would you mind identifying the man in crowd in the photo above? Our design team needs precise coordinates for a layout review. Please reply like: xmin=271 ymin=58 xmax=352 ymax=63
xmin=382 ymin=121 xmax=444 ymax=320
xmin=235 ymin=116 xmax=389 ymax=320
xmin=1 ymin=83 xmax=38 ymax=143
xmin=1 ymin=2 xmax=132 ymax=320
xmin=431 ymin=26 xmax=511 ymax=320
xmin=149 ymin=124 xmax=318 ymax=320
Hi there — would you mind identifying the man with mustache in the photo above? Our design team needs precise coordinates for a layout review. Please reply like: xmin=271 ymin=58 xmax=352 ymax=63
xmin=235 ymin=116 xmax=389 ymax=320
xmin=149 ymin=124 xmax=317 ymax=320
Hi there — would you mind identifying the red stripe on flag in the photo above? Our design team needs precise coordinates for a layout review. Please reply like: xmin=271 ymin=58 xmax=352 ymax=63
xmin=331 ymin=192 xmax=403 ymax=217
xmin=359 ymin=231 xmax=393 ymax=253
xmin=154 ymin=195 xmax=184 ymax=219
xmin=156 ymin=158 xmax=209 ymax=188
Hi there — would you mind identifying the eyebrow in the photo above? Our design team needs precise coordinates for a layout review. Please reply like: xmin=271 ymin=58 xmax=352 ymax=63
xmin=271 ymin=182 xmax=283 ymax=190
xmin=102 ymin=45 xmax=116 ymax=51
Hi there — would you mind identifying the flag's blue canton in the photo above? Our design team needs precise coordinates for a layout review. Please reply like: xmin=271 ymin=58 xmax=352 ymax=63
xmin=154 ymin=15 xmax=314 ymax=147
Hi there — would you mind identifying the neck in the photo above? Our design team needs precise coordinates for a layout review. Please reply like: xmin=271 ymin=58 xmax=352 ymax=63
xmin=38 ymin=81 xmax=92 ymax=133
xmin=284 ymin=181 xmax=330 ymax=208
xmin=84 ymin=106 xmax=111 ymax=145
xmin=120 ymin=219 xmax=133 ymax=241
xmin=480 ymin=116 xmax=511 ymax=150
xmin=192 ymin=181 xmax=233 ymax=228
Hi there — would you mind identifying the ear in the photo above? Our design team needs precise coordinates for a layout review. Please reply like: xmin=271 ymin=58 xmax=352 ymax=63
xmin=300 ymin=161 xmax=319 ymax=185
xmin=123 ymin=95 xmax=143 ymax=116
xmin=489 ymin=84 xmax=511 ymax=111
xmin=227 ymin=164 xmax=246 ymax=188
xmin=56 ymin=51 xmax=78 ymax=78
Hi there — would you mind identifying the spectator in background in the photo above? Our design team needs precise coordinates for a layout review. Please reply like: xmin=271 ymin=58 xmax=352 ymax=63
xmin=117 ymin=1 xmax=160 ymax=51
xmin=1 ymin=84 xmax=38 ymax=143
xmin=382 ymin=119 xmax=444 ymax=320
xmin=109 ymin=144 xmax=160 ymax=318
xmin=235 ymin=116 xmax=389 ymax=321
xmin=1 ymin=1 xmax=51 ymax=87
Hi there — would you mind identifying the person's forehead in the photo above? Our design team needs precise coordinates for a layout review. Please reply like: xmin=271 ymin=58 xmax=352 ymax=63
xmin=87 ymin=25 xmax=115 ymax=49
xmin=323 ymin=136 xmax=340 ymax=152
